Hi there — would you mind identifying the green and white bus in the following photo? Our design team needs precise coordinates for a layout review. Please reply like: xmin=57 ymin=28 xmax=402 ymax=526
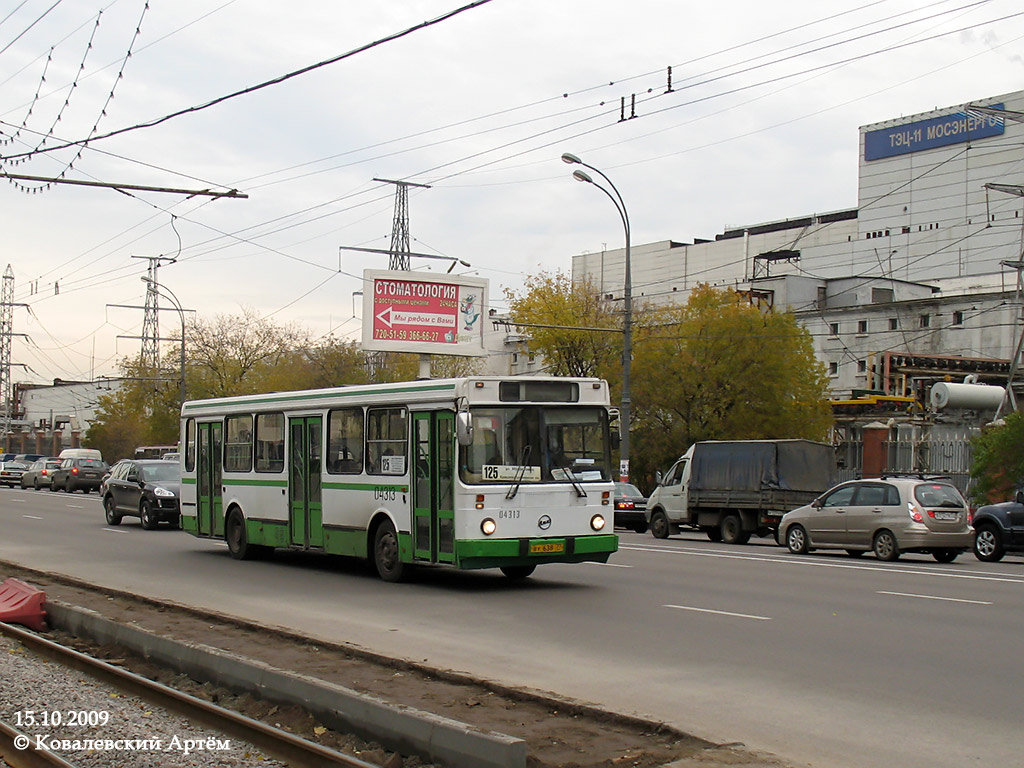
xmin=179 ymin=376 xmax=619 ymax=581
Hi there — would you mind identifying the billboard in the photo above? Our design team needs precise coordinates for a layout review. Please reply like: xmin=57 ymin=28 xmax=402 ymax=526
xmin=361 ymin=269 xmax=488 ymax=356
xmin=863 ymin=104 xmax=1004 ymax=161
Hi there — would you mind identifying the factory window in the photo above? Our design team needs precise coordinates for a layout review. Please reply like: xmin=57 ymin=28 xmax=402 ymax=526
xmin=952 ymin=310 xmax=964 ymax=326
xmin=857 ymin=320 xmax=868 ymax=334
xmin=829 ymin=322 xmax=839 ymax=336
xmin=828 ymin=362 xmax=838 ymax=376
xmin=919 ymin=314 xmax=930 ymax=328
xmin=857 ymin=360 xmax=867 ymax=373
xmin=871 ymin=287 xmax=894 ymax=303
xmin=889 ymin=317 xmax=898 ymax=331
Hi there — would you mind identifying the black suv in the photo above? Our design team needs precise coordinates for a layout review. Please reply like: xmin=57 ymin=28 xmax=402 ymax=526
xmin=972 ymin=495 xmax=1024 ymax=561
xmin=50 ymin=457 xmax=109 ymax=493
xmin=102 ymin=459 xmax=181 ymax=530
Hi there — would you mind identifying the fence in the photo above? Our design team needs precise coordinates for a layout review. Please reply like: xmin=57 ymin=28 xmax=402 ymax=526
xmin=834 ymin=432 xmax=977 ymax=496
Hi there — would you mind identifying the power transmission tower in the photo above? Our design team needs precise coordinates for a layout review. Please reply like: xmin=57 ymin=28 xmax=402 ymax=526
xmin=133 ymin=256 xmax=173 ymax=371
xmin=0 ymin=266 xmax=13 ymax=438
xmin=373 ymin=178 xmax=430 ymax=271
xmin=0 ymin=265 xmax=28 ymax=443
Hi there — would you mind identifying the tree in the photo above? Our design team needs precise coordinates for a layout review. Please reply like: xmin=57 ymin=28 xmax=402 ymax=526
xmin=186 ymin=307 xmax=308 ymax=397
xmin=86 ymin=355 xmax=180 ymax=461
xmin=504 ymin=271 xmax=621 ymax=378
xmin=970 ymin=412 xmax=1024 ymax=504
xmin=629 ymin=285 xmax=833 ymax=486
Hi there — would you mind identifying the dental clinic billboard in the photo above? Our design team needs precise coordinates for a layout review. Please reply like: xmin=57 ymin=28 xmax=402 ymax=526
xmin=361 ymin=269 xmax=488 ymax=356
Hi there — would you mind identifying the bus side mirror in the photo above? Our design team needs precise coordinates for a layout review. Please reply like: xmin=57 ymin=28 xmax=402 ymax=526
xmin=456 ymin=411 xmax=473 ymax=446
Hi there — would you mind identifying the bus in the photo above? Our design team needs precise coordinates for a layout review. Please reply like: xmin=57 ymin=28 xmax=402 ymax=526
xmin=178 ymin=376 xmax=619 ymax=581
xmin=134 ymin=445 xmax=179 ymax=460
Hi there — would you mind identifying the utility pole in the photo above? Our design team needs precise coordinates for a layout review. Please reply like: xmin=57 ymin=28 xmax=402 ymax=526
xmin=373 ymin=178 xmax=431 ymax=271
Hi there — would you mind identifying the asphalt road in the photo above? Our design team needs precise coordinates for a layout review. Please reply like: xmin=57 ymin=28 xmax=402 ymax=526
xmin=1 ymin=486 xmax=1021 ymax=768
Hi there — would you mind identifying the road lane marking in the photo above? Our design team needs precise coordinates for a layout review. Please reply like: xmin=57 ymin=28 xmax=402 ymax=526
xmin=10 ymin=499 xmax=24 ymax=503
xmin=584 ymin=561 xmax=633 ymax=568
xmin=621 ymin=543 xmax=1024 ymax=585
xmin=877 ymin=590 xmax=992 ymax=605
xmin=22 ymin=514 xmax=42 ymax=520
xmin=664 ymin=604 xmax=771 ymax=621
xmin=102 ymin=527 xmax=130 ymax=534
xmin=65 ymin=505 xmax=84 ymax=509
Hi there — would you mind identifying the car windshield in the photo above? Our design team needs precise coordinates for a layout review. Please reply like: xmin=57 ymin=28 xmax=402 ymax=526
xmin=141 ymin=463 xmax=180 ymax=483
xmin=616 ymin=482 xmax=643 ymax=497
xmin=914 ymin=483 xmax=965 ymax=508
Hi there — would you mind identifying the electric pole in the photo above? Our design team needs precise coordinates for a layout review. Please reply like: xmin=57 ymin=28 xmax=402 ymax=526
xmin=373 ymin=178 xmax=430 ymax=271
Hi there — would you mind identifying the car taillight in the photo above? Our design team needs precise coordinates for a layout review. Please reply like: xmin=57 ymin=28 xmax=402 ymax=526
xmin=907 ymin=501 xmax=924 ymax=523
xmin=968 ymin=508 xmax=975 ymax=524
xmin=41 ymin=470 xmax=47 ymax=476
xmin=72 ymin=467 xmax=79 ymax=475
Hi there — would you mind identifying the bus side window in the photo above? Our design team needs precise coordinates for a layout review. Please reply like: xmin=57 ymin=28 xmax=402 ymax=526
xmin=328 ymin=407 xmax=364 ymax=474
xmin=367 ymin=407 xmax=406 ymax=475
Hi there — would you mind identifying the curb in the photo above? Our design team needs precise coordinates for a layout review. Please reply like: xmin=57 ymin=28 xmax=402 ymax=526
xmin=46 ymin=600 xmax=526 ymax=768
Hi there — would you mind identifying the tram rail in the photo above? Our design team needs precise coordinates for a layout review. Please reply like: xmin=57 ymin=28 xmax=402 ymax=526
xmin=0 ymin=620 xmax=383 ymax=768
xmin=0 ymin=716 xmax=77 ymax=768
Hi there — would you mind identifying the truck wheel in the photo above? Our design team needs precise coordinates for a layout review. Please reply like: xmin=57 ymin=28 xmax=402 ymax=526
xmin=649 ymin=511 xmax=670 ymax=539
xmin=720 ymin=514 xmax=750 ymax=545
xmin=703 ymin=526 xmax=722 ymax=542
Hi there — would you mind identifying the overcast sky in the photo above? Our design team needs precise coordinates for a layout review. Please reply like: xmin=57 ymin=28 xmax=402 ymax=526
xmin=1 ymin=0 xmax=1022 ymax=385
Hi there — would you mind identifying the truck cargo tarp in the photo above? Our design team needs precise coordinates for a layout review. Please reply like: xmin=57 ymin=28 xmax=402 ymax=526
xmin=689 ymin=440 xmax=835 ymax=493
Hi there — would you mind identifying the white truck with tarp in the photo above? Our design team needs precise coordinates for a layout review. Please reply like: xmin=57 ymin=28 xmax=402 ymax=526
xmin=645 ymin=439 xmax=836 ymax=544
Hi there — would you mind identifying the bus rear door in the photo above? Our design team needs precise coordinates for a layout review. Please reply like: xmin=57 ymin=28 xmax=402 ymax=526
xmin=197 ymin=422 xmax=223 ymax=537
xmin=412 ymin=411 xmax=455 ymax=564
xmin=289 ymin=415 xmax=324 ymax=549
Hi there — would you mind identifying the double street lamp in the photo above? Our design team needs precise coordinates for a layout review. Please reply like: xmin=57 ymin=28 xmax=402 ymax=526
xmin=141 ymin=276 xmax=187 ymax=407
xmin=561 ymin=152 xmax=633 ymax=482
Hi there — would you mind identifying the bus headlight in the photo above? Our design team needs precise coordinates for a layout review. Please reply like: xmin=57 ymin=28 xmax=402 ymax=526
xmin=590 ymin=514 xmax=606 ymax=531
xmin=481 ymin=518 xmax=497 ymax=536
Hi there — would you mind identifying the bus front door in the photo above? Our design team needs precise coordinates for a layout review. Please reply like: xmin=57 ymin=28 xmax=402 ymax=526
xmin=197 ymin=422 xmax=223 ymax=537
xmin=289 ymin=416 xmax=323 ymax=549
xmin=412 ymin=411 xmax=455 ymax=564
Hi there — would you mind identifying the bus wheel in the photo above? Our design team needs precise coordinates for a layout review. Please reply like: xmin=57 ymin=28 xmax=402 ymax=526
xmin=500 ymin=565 xmax=536 ymax=580
xmin=373 ymin=519 xmax=406 ymax=582
xmin=226 ymin=510 xmax=258 ymax=560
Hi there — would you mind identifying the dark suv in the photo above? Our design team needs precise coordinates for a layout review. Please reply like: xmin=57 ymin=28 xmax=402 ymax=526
xmin=102 ymin=459 xmax=181 ymax=530
xmin=972 ymin=495 xmax=1024 ymax=562
xmin=50 ymin=457 xmax=109 ymax=493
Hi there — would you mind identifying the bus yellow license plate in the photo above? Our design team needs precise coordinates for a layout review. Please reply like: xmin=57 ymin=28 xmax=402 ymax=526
xmin=530 ymin=541 xmax=564 ymax=555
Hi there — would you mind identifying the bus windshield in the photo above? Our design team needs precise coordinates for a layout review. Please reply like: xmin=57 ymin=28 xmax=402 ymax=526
xmin=460 ymin=406 xmax=611 ymax=485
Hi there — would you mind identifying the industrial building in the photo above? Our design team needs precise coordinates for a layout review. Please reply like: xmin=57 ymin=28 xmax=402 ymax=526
xmin=571 ymin=89 xmax=1024 ymax=405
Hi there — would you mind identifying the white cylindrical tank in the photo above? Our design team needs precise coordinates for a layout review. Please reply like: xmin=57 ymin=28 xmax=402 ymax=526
xmin=930 ymin=382 xmax=1005 ymax=411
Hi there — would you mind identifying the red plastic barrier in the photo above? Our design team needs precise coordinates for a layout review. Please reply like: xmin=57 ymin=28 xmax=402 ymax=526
xmin=0 ymin=577 xmax=47 ymax=632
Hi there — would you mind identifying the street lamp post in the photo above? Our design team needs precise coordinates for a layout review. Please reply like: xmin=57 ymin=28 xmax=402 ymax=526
xmin=141 ymin=277 xmax=187 ymax=407
xmin=561 ymin=152 xmax=632 ymax=482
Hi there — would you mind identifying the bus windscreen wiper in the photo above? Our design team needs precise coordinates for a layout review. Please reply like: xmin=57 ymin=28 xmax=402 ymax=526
xmin=505 ymin=444 xmax=532 ymax=500
xmin=553 ymin=457 xmax=587 ymax=498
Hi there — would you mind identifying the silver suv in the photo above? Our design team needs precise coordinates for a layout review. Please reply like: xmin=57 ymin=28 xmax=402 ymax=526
xmin=779 ymin=476 xmax=972 ymax=562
